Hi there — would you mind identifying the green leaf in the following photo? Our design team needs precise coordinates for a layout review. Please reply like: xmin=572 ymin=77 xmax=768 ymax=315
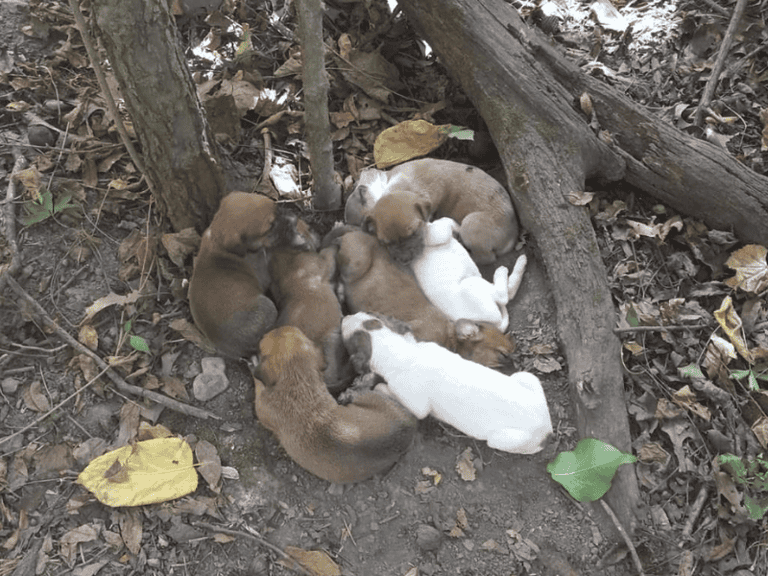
xmin=547 ymin=438 xmax=636 ymax=502
xmin=123 ymin=320 xmax=133 ymax=333
xmin=744 ymin=494 xmax=768 ymax=520
xmin=625 ymin=305 xmax=640 ymax=328
xmin=718 ymin=454 xmax=748 ymax=484
xmin=679 ymin=364 xmax=705 ymax=379
xmin=129 ymin=335 xmax=150 ymax=353
xmin=448 ymin=128 xmax=475 ymax=141
xmin=730 ymin=369 xmax=752 ymax=380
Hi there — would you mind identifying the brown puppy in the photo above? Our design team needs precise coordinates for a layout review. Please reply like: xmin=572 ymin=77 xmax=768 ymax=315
xmin=268 ymin=248 xmax=354 ymax=393
xmin=334 ymin=229 xmax=515 ymax=367
xmin=362 ymin=159 xmax=518 ymax=265
xmin=188 ymin=192 xmax=316 ymax=358
xmin=254 ymin=326 xmax=417 ymax=484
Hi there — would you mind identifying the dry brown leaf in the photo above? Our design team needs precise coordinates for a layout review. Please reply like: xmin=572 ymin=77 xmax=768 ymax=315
xmin=115 ymin=403 xmax=140 ymax=448
xmin=59 ymin=524 xmax=99 ymax=565
xmin=23 ymin=381 xmax=51 ymax=412
xmin=638 ymin=443 xmax=669 ymax=463
xmin=195 ymin=439 xmax=222 ymax=493
xmin=725 ymin=244 xmax=768 ymax=294
xmin=751 ymin=417 xmax=768 ymax=449
xmin=714 ymin=296 xmax=753 ymax=363
xmin=374 ymin=120 xmax=449 ymax=168
xmin=455 ymin=447 xmax=476 ymax=481
xmin=564 ymin=190 xmax=595 ymax=206
xmin=82 ymin=290 xmax=142 ymax=324
xmin=283 ymin=546 xmax=341 ymax=576
xmin=672 ymin=385 xmax=711 ymax=421
xmin=118 ymin=508 xmax=143 ymax=555
xmin=161 ymin=228 xmax=200 ymax=269
xmin=78 ymin=324 xmax=98 ymax=351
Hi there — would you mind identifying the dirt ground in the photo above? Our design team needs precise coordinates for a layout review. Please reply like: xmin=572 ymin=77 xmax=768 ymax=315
xmin=3 ymin=1 xmax=768 ymax=575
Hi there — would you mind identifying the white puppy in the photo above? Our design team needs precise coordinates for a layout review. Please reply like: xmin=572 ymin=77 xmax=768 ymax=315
xmin=341 ymin=312 xmax=553 ymax=454
xmin=412 ymin=217 xmax=526 ymax=332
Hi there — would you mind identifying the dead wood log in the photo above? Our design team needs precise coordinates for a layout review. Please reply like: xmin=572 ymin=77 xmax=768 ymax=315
xmin=401 ymin=0 xmax=768 ymax=538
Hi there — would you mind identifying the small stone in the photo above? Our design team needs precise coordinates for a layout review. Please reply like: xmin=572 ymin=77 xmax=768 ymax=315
xmin=1 ymin=377 xmax=20 ymax=394
xmin=193 ymin=357 xmax=229 ymax=401
xmin=415 ymin=524 xmax=442 ymax=552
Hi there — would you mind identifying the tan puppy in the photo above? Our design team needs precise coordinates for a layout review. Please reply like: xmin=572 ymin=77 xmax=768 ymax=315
xmin=334 ymin=229 xmax=515 ymax=368
xmin=254 ymin=326 xmax=417 ymax=484
xmin=188 ymin=192 xmax=316 ymax=358
xmin=359 ymin=159 xmax=518 ymax=265
xmin=268 ymin=248 xmax=354 ymax=393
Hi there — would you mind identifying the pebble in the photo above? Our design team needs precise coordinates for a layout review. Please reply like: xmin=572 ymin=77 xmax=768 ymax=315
xmin=1 ymin=377 xmax=20 ymax=394
xmin=415 ymin=524 xmax=442 ymax=552
xmin=192 ymin=357 xmax=229 ymax=401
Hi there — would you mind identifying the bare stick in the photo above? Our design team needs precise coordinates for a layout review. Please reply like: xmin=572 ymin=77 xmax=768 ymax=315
xmin=192 ymin=521 xmax=315 ymax=576
xmin=600 ymin=500 xmax=645 ymax=576
xmin=613 ymin=324 xmax=708 ymax=334
xmin=693 ymin=0 xmax=749 ymax=126
xmin=680 ymin=485 xmax=709 ymax=541
xmin=3 ymin=275 xmax=221 ymax=421
xmin=0 ymin=149 xmax=27 ymax=292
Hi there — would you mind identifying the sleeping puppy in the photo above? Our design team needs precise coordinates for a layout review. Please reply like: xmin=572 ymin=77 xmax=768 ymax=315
xmin=333 ymin=229 xmax=516 ymax=368
xmin=268 ymin=248 xmax=354 ymax=393
xmin=341 ymin=313 xmax=553 ymax=454
xmin=412 ymin=217 xmax=528 ymax=332
xmin=357 ymin=159 xmax=518 ymax=265
xmin=344 ymin=167 xmax=391 ymax=226
xmin=253 ymin=326 xmax=417 ymax=484
xmin=188 ymin=192 xmax=316 ymax=358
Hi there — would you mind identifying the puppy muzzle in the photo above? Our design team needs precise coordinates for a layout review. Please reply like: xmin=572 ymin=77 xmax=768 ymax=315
xmin=386 ymin=233 xmax=425 ymax=266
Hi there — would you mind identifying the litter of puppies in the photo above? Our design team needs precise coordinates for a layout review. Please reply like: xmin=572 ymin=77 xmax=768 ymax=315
xmin=188 ymin=158 xmax=554 ymax=482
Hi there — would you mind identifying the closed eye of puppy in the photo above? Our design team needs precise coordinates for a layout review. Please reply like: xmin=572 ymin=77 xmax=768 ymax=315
xmin=253 ymin=326 xmax=417 ymax=484
xmin=355 ymin=159 xmax=518 ymax=265
xmin=341 ymin=313 xmax=553 ymax=455
xmin=333 ymin=229 xmax=516 ymax=368
xmin=268 ymin=247 xmax=354 ymax=393
xmin=188 ymin=192 xmax=316 ymax=358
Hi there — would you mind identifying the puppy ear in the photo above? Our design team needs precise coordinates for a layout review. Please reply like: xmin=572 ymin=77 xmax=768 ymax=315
xmin=455 ymin=319 xmax=481 ymax=342
xmin=362 ymin=215 xmax=377 ymax=235
xmin=345 ymin=330 xmax=373 ymax=374
xmin=415 ymin=201 xmax=432 ymax=221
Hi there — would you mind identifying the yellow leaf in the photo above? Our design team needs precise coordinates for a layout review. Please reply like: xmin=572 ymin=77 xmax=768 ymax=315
xmin=373 ymin=120 xmax=450 ymax=168
xmin=725 ymin=244 xmax=768 ymax=294
xmin=76 ymin=438 xmax=197 ymax=507
xmin=82 ymin=291 xmax=142 ymax=324
xmin=714 ymin=296 xmax=753 ymax=363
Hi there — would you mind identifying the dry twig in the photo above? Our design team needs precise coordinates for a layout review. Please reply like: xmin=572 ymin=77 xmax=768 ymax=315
xmin=4 ymin=275 xmax=221 ymax=421
xmin=600 ymin=500 xmax=645 ymax=576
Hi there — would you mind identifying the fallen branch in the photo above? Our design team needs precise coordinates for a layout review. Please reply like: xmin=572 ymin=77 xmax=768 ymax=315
xmin=693 ymin=0 xmax=749 ymax=127
xmin=599 ymin=500 xmax=646 ymax=576
xmin=4 ymin=275 xmax=221 ymax=421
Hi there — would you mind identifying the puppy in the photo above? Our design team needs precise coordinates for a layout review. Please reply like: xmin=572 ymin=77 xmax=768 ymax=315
xmin=333 ymin=229 xmax=516 ymax=367
xmin=356 ymin=159 xmax=518 ymax=264
xmin=344 ymin=167 xmax=391 ymax=226
xmin=412 ymin=217 xmax=527 ymax=332
xmin=188 ymin=192 xmax=316 ymax=358
xmin=268 ymin=248 xmax=354 ymax=393
xmin=254 ymin=326 xmax=417 ymax=484
xmin=341 ymin=313 xmax=553 ymax=454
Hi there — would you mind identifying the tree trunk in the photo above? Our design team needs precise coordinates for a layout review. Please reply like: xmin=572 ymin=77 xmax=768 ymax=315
xmin=400 ymin=0 xmax=643 ymax=535
xmin=295 ymin=0 xmax=342 ymax=210
xmin=90 ymin=0 xmax=226 ymax=231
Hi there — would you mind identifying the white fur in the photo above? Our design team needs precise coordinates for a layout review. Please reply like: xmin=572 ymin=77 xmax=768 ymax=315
xmin=341 ymin=312 xmax=553 ymax=454
xmin=411 ymin=218 xmax=527 ymax=332
xmin=344 ymin=168 xmax=403 ymax=225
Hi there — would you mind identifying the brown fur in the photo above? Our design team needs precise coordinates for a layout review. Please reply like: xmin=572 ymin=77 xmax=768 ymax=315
xmin=188 ymin=192 xmax=278 ymax=358
xmin=334 ymin=230 xmax=515 ymax=367
xmin=254 ymin=326 xmax=417 ymax=484
xmin=268 ymin=248 xmax=354 ymax=393
xmin=188 ymin=192 xmax=317 ymax=358
xmin=363 ymin=159 xmax=518 ymax=264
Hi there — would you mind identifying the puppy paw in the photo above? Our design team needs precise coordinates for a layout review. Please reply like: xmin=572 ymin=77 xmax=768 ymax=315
xmin=507 ymin=254 xmax=527 ymax=300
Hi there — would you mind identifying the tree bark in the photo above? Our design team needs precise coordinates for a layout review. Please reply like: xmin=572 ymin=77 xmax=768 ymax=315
xmin=295 ymin=0 xmax=342 ymax=210
xmin=400 ymin=0 xmax=643 ymax=535
xmin=90 ymin=0 xmax=226 ymax=231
